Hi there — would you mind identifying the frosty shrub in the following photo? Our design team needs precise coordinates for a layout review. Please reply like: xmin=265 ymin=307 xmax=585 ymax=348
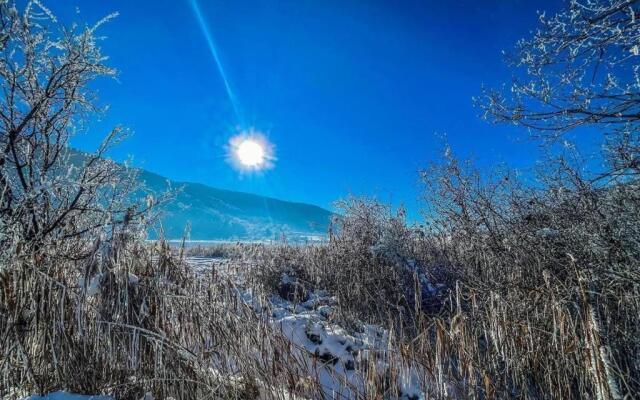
xmin=418 ymin=144 xmax=640 ymax=398
xmin=413 ymin=0 xmax=640 ymax=398
xmin=327 ymin=197 xmax=423 ymax=324
xmin=0 ymin=1 xmax=153 ymax=262
xmin=248 ymin=196 xmax=439 ymax=330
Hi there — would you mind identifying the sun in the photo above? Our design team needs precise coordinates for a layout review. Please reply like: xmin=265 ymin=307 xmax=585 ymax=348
xmin=227 ymin=129 xmax=275 ymax=171
xmin=236 ymin=139 xmax=265 ymax=167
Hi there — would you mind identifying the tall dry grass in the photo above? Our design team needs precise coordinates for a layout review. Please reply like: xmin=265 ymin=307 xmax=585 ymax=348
xmin=0 ymin=234 xmax=326 ymax=399
xmin=417 ymin=151 xmax=640 ymax=399
xmin=244 ymin=163 xmax=640 ymax=399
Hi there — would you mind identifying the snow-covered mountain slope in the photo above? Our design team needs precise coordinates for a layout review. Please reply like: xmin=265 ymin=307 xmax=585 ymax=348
xmin=67 ymin=149 xmax=333 ymax=240
xmin=137 ymin=168 xmax=332 ymax=240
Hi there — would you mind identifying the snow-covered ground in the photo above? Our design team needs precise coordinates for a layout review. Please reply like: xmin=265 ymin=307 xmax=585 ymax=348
xmin=23 ymin=393 xmax=112 ymax=400
xmin=190 ymin=256 xmax=426 ymax=399
xmin=22 ymin=257 xmax=427 ymax=400
xmin=249 ymin=289 xmax=425 ymax=399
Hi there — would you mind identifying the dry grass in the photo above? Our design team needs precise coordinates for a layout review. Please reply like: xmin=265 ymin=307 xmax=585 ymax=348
xmin=0 ymin=236 xmax=325 ymax=399
xmin=1 ymin=232 xmax=430 ymax=399
xmin=241 ymin=172 xmax=640 ymax=399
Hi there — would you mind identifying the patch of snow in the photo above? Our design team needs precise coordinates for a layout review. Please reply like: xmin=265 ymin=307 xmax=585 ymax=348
xmin=86 ymin=272 xmax=106 ymax=296
xmin=187 ymin=256 xmax=430 ymax=399
xmin=23 ymin=392 xmax=112 ymax=400
xmin=258 ymin=287 xmax=424 ymax=398
xmin=398 ymin=367 xmax=425 ymax=400
xmin=536 ymin=227 xmax=559 ymax=237
xmin=127 ymin=272 xmax=139 ymax=285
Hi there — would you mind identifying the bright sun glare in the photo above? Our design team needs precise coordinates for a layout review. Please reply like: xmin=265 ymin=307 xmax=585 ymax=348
xmin=236 ymin=139 xmax=265 ymax=167
xmin=227 ymin=130 xmax=274 ymax=172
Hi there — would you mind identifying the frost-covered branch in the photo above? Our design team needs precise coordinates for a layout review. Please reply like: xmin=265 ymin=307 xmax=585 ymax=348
xmin=479 ymin=0 xmax=640 ymax=181
xmin=0 ymin=1 xmax=147 ymax=258
xmin=480 ymin=0 xmax=640 ymax=133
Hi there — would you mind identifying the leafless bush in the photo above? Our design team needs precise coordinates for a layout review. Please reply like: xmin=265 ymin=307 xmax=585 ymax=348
xmin=418 ymin=143 xmax=640 ymax=398
xmin=247 ymin=196 xmax=445 ymax=332
xmin=412 ymin=0 xmax=640 ymax=397
xmin=0 ymin=1 xmax=153 ymax=256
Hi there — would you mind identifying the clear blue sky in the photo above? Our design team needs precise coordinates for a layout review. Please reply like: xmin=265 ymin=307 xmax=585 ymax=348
xmin=51 ymin=0 xmax=565 ymax=215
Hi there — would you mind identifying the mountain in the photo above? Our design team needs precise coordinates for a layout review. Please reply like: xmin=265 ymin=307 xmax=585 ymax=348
xmin=65 ymin=149 xmax=333 ymax=240
xmin=137 ymin=169 xmax=332 ymax=241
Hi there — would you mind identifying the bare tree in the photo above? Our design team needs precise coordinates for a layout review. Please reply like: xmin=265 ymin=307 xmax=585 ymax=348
xmin=0 ymin=1 xmax=151 ymax=259
xmin=481 ymin=0 xmax=639 ymax=132
xmin=479 ymin=0 xmax=640 ymax=178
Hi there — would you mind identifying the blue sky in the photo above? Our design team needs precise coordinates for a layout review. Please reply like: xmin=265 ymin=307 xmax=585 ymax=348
xmin=51 ymin=0 xmax=566 ymax=215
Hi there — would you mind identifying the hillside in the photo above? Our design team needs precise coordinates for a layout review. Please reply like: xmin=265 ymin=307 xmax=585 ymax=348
xmin=138 ymin=168 xmax=333 ymax=240
xmin=65 ymin=149 xmax=332 ymax=240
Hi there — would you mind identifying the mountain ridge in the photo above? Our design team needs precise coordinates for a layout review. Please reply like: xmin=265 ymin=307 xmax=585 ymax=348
xmin=135 ymin=163 xmax=333 ymax=241
xmin=68 ymin=148 xmax=333 ymax=240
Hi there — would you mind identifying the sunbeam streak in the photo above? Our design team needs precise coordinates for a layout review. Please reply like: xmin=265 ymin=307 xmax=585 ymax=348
xmin=189 ymin=0 xmax=241 ymax=121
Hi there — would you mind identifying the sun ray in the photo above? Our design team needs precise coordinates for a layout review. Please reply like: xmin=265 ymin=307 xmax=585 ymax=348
xmin=189 ymin=0 xmax=242 ymax=122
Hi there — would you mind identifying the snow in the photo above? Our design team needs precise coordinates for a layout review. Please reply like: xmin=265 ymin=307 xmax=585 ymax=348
xmin=536 ymin=227 xmax=559 ymax=237
xmin=27 ymin=257 xmax=428 ymax=400
xmin=81 ymin=271 xmax=139 ymax=297
xmin=23 ymin=392 xmax=112 ymax=400
xmin=86 ymin=272 xmax=105 ymax=296
xmin=225 ymin=261 xmax=427 ymax=399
